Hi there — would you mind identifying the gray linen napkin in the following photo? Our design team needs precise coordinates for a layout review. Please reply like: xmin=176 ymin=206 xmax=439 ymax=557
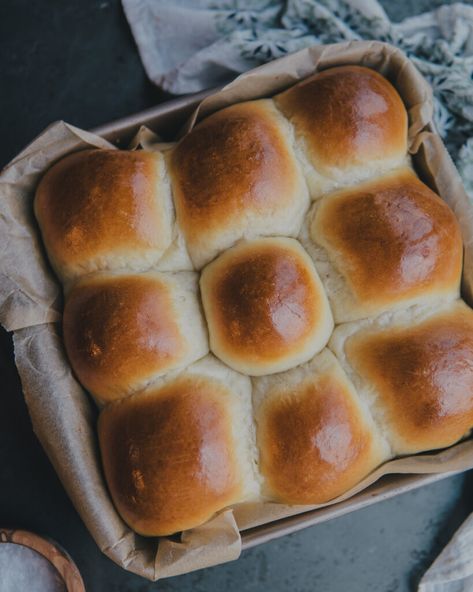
xmin=122 ymin=1 xmax=473 ymax=588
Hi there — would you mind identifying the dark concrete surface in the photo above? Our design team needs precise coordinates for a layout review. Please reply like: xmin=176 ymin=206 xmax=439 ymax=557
xmin=1 ymin=1 xmax=473 ymax=590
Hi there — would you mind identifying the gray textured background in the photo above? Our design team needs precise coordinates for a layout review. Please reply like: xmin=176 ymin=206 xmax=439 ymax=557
xmin=1 ymin=1 xmax=473 ymax=590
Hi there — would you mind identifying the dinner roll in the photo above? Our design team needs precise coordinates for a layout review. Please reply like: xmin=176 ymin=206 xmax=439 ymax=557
xmin=98 ymin=356 xmax=259 ymax=536
xmin=253 ymin=349 xmax=388 ymax=504
xmin=330 ymin=300 xmax=473 ymax=455
xmin=200 ymin=238 xmax=333 ymax=376
xmin=63 ymin=271 xmax=208 ymax=403
xmin=169 ymin=100 xmax=309 ymax=269
xmin=35 ymin=149 xmax=190 ymax=282
xmin=275 ymin=65 xmax=408 ymax=196
xmin=303 ymin=168 xmax=462 ymax=322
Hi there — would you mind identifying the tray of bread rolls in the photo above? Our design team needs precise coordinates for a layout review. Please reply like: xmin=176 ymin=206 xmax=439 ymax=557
xmin=2 ymin=40 xmax=473 ymax=580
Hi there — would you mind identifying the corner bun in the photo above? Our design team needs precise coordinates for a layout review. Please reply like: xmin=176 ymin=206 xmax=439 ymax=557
xmin=63 ymin=272 xmax=208 ymax=403
xmin=200 ymin=237 xmax=333 ymax=376
xmin=308 ymin=168 xmax=462 ymax=322
xmin=34 ymin=149 xmax=175 ymax=281
xmin=335 ymin=301 xmax=473 ymax=455
xmin=98 ymin=362 xmax=255 ymax=536
xmin=275 ymin=66 xmax=408 ymax=194
xmin=254 ymin=350 xmax=387 ymax=504
xmin=170 ymin=100 xmax=309 ymax=268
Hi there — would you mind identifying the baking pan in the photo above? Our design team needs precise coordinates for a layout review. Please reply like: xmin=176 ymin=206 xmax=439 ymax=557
xmin=5 ymin=41 xmax=473 ymax=579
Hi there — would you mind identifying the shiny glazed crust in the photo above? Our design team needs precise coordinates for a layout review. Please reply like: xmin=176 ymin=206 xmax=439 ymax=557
xmin=308 ymin=168 xmax=463 ymax=321
xmin=200 ymin=237 xmax=333 ymax=375
xmin=35 ymin=149 xmax=174 ymax=281
xmin=98 ymin=374 xmax=245 ymax=536
xmin=169 ymin=100 xmax=309 ymax=268
xmin=253 ymin=350 xmax=388 ymax=504
xmin=33 ymin=65 xmax=472 ymax=533
xmin=63 ymin=271 xmax=208 ymax=403
xmin=342 ymin=302 xmax=473 ymax=454
xmin=275 ymin=65 xmax=408 ymax=178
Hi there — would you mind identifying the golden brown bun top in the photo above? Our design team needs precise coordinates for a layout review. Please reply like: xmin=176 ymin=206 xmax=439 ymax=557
xmin=257 ymin=355 xmax=380 ymax=504
xmin=63 ymin=273 xmax=187 ymax=403
xmin=35 ymin=149 xmax=169 ymax=279
xmin=170 ymin=100 xmax=305 ymax=267
xmin=98 ymin=375 xmax=243 ymax=536
xmin=312 ymin=169 xmax=463 ymax=306
xmin=201 ymin=238 xmax=329 ymax=367
xmin=276 ymin=65 xmax=407 ymax=173
xmin=346 ymin=302 xmax=473 ymax=453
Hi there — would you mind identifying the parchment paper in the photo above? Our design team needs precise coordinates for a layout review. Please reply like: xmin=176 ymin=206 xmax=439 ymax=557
xmin=2 ymin=41 xmax=473 ymax=581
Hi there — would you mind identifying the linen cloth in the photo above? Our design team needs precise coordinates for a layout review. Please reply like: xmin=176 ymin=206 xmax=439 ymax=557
xmin=122 ymin=1 xmax=473 ymax=588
